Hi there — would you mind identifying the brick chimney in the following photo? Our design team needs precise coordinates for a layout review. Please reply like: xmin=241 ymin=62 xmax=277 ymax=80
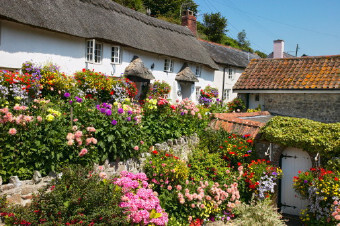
xmin=181 ymin=10 xmax=197 ymax=36
xmin=273 ymin=40 xmax=284 ymax=58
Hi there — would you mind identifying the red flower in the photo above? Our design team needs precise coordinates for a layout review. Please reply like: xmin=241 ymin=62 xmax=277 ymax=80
xmin=237 ymin=162 xmax=242 ymax=166
xmin=335 ymin=177 xmax=339 ymax=181
xmin=152 ymin=150 xmax=158 ymax=155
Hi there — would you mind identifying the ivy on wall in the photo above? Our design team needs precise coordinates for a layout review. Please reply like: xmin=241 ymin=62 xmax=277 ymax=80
xmin=260 ymin=116 xmax=340 ymax=161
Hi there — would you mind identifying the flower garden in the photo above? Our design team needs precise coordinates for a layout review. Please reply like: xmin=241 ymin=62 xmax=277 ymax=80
xmin=0 ymin=62 xmax=339 ymax=225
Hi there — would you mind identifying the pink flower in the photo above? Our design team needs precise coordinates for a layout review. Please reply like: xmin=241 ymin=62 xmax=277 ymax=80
xmin=91 ymin=138 xmax=97 ymax=144
xmin=133 ymin=146 xmax=139 ymax=151
xmin=191 ymin=204 xmax=195 ymax=208
xmin=190 ymin=110 xmax=195 ymax=116
xmin=67 ymin=140 xmax=74 ymax=146
xmin=79 ymin=148 xmax=88 ymax=157
xmin=140 ymin=140 xmax=144 ymax=145
xmin=37 ymin=116 xmax=42 ymax=122
xmin=73 ymin=118 xmax=78 ymax=122
xmin=167 ymin=185 xmax=172 ymax=191
xmin=97 ymin=165 xmax=104 ymax=171
xmin=200 ymin=204 xmax=205 ymax=209
xmin=86 ymin=127 xmax=96 ymax=132
xmin=72 ymin=126 xmax=78 ymax=131
xmin=66 ymin=133 xmax=74 ymax=140
xmin=179 ymin=198 xmax=185 ymax=204
xmin=86 ymin=138 xmax=92 ymax=145
xmin=8 ymin=128 xmax=17 ymax=135
xmin=176 ymin=185 xmax=182 ymax=191
xmin=74 ymin=130 xmax=83 ymax=138
xmin=99 ymin=172 xmax=107 ymax=179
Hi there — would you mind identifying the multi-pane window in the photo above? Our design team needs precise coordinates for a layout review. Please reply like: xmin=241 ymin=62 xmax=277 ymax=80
xmin=195 ymin=65 xmax=202 ymax=77
xmin=86 ymin=39 xmax=102 ymax=63
xmin=111 ymin=46 xmax=121 ymax=64
xmin=164 ymin=59 xmax=174 ymax=72
xmin=228 ymin=68 xmax=234 ymax=80
xmin=223 ymin=89 xmax=231 ymax=100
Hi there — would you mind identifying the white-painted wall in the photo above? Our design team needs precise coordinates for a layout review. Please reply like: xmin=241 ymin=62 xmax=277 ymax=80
xmin=0 ymin=20 xmax=215 ymax=103
xmin=213 ymin=65 xmax=244 ymax=103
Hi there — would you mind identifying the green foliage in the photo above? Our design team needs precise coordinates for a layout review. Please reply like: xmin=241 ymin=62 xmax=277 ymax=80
xmin=237 ymin=30 xmax=250 ymax=49
xmin=226 ymin=98 xmax=246 ymax=112
xmin=144 ymin=151 xmax=189 ymax=192
xmin=0 ymin=165 xmax=127 ymax=225
xmin=113 ymin=0 xmax=145 ymax=12
xmin=202 ymin=12 xmax=228 ymax=43
xmin=231 ymin=199 xmax=285 ymax=226
xmin=143 ymin=0 xmax=197 ymax=18
xmin=261 ymin=116 xmax=340 ymax=161
xmin=255 ymin=50 xmax=268 ymax=58
xmin=147 ymin=80 xmax=171 ymax=98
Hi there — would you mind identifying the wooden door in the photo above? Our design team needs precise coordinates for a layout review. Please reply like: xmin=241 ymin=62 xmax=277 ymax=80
xmin=280 ymin=147 xmax=312 ymax=215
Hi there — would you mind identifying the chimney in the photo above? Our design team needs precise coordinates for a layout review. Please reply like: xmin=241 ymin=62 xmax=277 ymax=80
xmin=181 ymin=10 xmax=197 ymax=36
xmin=273 ymin=40 xmax=284 ymax=58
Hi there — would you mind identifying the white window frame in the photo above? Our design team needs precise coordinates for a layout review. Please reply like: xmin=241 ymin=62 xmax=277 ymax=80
xmin=111 ymin=46 xmax=122 ymax=64
xmin=164 ymin=59 xmax=174 ymax=73
xmin=195 ymin=65 xmax=202 ymax=77
xmin=223 ymin=89 xmax=231 ymax=100
xmin=228 ymin=68 xmax=234 ymax=80
xmin=86 ymin=39 xmax=102 ymax=64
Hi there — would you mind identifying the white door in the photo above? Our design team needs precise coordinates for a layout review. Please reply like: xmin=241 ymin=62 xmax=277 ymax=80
xmin=280 ymin=147 xmax=312 ymax=215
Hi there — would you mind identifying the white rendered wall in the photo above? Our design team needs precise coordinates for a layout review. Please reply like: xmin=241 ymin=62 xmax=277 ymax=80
xmin=0 ymin=20 xmax=215 ymax=103
xmin=213 ymin=65 xmax=244 ymax=103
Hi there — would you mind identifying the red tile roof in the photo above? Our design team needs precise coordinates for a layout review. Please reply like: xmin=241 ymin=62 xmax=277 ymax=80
xmin=233 ymin=55 xmax=340 ymax=90
xmin=211 ymin=111 xmax=271 ymax=138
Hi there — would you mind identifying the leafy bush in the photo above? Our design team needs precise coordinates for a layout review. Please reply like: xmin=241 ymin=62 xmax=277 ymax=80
xmin=0 ymin=165 xmax=128 ymax=225
xmin=293 ymin=167 xmax=340 ymax=225
xmin=226 ymin=98 xmax=245 ymax=112
xmin=199 ymin=85 xmax=218 ymax=106
xmin=144 ymin=150 xmax=189 ymax=192
xmin=148 ymin=80 xmax=171 ymax=98
xmin=261 ymin=116 xmax=340 ymax=161
xmin=231 ymin=199 xmax=285 ymax=226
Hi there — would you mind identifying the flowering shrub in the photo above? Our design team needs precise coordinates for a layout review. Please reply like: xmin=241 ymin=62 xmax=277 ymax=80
xmin=243 ymin=159 xmax=282 ymax=200
xmin=293 ymin=167 xmax=340 ymax=225
xmin=39 ymin=71 xmax=74 ymax=97
xmin=0 ymin=165 xmax=127 ymax=225
xmin=226 ymin=98 xmax=246 ymax=112
xmin=199 ymin=85 xmax=218 ymax=106
xmin=159 ymin=179 xmax=240 ymax=225
xmin=114 ymin=171 xmax=168 ymax=225
xmin=144 ymin=151 xmax=189 ymax=191
xmin=148 ymin=80 xmax=171 ymax=98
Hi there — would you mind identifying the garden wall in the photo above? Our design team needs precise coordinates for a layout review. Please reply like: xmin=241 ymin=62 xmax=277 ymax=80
xmin=0 ymin=134 xmax=199 ymax=206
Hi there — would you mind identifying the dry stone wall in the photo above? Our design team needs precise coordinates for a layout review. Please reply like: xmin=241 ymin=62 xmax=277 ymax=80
xmin=0 ymin=134 xmax=199 ymax=206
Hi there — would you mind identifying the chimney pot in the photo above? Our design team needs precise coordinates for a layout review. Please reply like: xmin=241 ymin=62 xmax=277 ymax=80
xmin=273 ymin=40 xmax=284 ymax=58
xmin=181 ymin=10 xmax=197 ymax=36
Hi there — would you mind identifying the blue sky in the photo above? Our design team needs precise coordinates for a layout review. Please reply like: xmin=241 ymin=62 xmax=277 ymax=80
xmin=195 ymin=0 xmax=340 ymax=56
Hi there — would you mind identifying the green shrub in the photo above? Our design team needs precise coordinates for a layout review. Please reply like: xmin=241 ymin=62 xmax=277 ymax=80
xmin=148 ymin=80 xmax=171 ymax=98
xmin=226 ymin=98 xmax=246 ymax=112
xmin=231 ymin=199 xmax=285 ymax=226
xmin=261 ymin=116 xmax=340 ymax=162
xmin=0 ymin=165 xmax=128 ymax=225
xmin=144 ymin=150 xmax=189 ymax=192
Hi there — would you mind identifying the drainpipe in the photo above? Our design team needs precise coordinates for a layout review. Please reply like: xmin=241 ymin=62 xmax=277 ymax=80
xmin=221 ymin=67 xmax=226 ymax=104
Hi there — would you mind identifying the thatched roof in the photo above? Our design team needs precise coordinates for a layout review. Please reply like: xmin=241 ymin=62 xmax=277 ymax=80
xmin=199 ymin=39 xmax=260 ymax=68
xmin=124 ymin=56 xmax=155 ymax=80
xmin=176 ymin=63 xmax=199 ymax=83
xmin=0 ymin=0 xmax=218 ymax=70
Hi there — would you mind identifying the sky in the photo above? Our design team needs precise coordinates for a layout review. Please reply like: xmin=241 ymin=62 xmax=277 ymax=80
xmin=194 ymin=0 xmax=340 ymax=56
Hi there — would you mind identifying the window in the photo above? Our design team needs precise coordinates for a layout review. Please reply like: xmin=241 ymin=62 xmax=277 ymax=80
xmin=164 ymin=59 xmax=174 ymax=72
xmin=86 ymin=39 xmax=102 ymax=63
xmin=111 ymin=46 xmax=121 ymax=64
xmin=255 ymin=94 xmax=260 ymax=101
xmin=223 ymin=89 xmax=231 ymax=100
xmin=195 ymin=65 xmax=202 ymax=77
xmin=228 ymin=68 xmax=234 ymax=80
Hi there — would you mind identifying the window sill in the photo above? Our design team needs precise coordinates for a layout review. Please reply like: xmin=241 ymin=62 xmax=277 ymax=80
xmin=86 ymin=61 xmax=103 ymax=65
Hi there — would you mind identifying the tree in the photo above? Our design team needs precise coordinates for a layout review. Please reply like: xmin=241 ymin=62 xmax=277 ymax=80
xmin=237 ymin=30 xmax=250 ymax=49
xmin=255 ymin=50 xmax=268 ymax=58
xmin=112 ymin=0 xmax=145 ymax=12
xmin=143 ymin=0 xmax=197 ymax=17
xmin=202 ymin=12 xmax=228 ymax=43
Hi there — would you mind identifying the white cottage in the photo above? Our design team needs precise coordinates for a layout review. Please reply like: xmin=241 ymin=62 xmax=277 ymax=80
xmin=0 ymin=0 xmax=218 ymax=103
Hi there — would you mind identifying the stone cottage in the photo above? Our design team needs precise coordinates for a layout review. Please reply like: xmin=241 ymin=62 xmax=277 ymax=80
xmin=0 ymin=0 xmax=219 ymax=102
xmin=233 ymin=55 xmax=340 ymax=123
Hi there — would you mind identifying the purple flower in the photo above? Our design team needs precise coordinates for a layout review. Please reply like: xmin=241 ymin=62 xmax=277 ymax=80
xmin=181 ymin=112 xmax=185 ymax=116
xmin=247 ymin=150 xmax=252 ymax=153
xmin=134 ymin=116 xmax=138 ymax=121
xmin=105 ymin=109 xmax=112 ymax=116
xmin=126 ymin=117 xmax=131 ymax=121
xmin=272 ymin=172 xmax=278 ymax=176
xmin=304 ymin=180 xmax=308 ymax=184
xmin=64 ymin=92 xmax=70 ymax=98
xmin=69 ymin=100 xmax=73 ymax=104
xmin=100 ymin=108 xmax=106 ymax=114
xmin=111 ymin=120 xmax=117 ymax=125
xmin=118 ymin=108 xmax=124 ymax=114
xmin=76 ymin=97 xmax=83 ymax=103
xmin=102 ymin=103 xmax=107 ymax=108
xmin=96 ymin=105 xmax=100 ymax=110
xmin=127 ymin=110 xmax=133 ymax=115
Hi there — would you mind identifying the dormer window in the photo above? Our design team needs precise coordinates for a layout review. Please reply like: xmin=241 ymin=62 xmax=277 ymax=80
xmin=164 ymin=59 xmax=174 ymax=73
xmin=111 ymin=46 xmax=121 ymax=64
xmin=86 ymin=39 xmax=102 ymax=63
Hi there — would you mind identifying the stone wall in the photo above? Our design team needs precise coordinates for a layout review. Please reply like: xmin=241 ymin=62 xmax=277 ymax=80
xmin=240 ymin=93 xmax=340 ymax=123
xmin=0 ymin=134 xmax=199 ymax=206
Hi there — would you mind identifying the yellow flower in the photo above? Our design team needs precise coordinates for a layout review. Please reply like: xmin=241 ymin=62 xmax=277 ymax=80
xmin=46 ymin=114 xmax=55 ymax=122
